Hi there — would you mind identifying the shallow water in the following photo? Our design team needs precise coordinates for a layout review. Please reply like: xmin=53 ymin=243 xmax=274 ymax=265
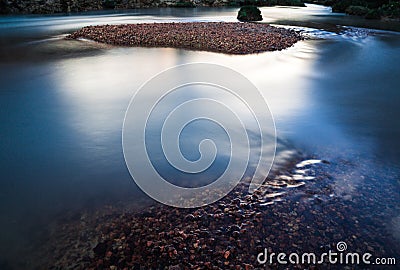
xmin=0 ymin=4 xmax=399 ymax=268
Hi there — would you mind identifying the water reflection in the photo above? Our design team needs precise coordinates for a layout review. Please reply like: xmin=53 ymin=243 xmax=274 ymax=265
xmin=0 ymin=36 xmax=317 ymax=267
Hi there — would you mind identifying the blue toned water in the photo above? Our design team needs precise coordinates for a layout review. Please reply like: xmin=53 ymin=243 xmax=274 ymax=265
xmin=0 ymin=5 xmax=399 ymax=268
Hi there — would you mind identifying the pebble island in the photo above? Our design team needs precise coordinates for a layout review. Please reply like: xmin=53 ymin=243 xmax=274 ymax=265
xmin=67 ymin=22 xmax=302 ymax=54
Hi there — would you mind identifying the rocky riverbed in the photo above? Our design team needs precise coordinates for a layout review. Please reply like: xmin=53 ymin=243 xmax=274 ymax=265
xmin=40 ymin=156 xmax=399 ymax=269
xmin=66 ymin=22 xmax=303 ymax=54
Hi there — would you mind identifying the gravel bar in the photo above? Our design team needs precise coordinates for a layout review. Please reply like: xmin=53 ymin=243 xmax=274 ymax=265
xmin=66 ymin=22 xmax=302 ymax=54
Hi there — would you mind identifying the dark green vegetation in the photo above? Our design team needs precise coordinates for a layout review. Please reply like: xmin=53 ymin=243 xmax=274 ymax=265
xmin=175 ymin=1 xmax=196 ymax=7
xmin=0 ymin=0 xmax=397 ymax=20
xmin=0 ymin=0 xmax=7 ymax=14
xmin=102 ymin=0 xmax=116 ymax=9
xmin=0 ymin=0 xmax=306 ymax=14
xmin=310 ymin=0 xmax=400 ymax=19
xmin=345 ymin=5 xmax=370 ymax=15
xmin=228 ymin=0 xmax=305 ymax=7
xmin=237 ymin=5 xmax=263 ymax=21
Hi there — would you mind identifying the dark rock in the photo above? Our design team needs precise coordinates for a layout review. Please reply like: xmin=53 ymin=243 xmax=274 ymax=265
xmin=232 ymin=231 xmax=240 ymax=238
xmin=237 ymin=6 xmax=263 ymax=22
xmin=93 ymin=242 xmax=108 ymax=256
xmin=184 ymin=214 xmax=196 ymax=221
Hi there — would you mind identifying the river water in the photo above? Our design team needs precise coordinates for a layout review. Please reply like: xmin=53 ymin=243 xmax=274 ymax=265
xmin=0 ymin=4 xmax=399 ymax=268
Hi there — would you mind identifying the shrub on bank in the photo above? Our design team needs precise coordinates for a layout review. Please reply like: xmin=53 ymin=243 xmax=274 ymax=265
xmin=345 ymin=5 xmax=369 ymax=15
xmin=229 ymin=0 xmax=305 ymax=7
xmin=237 ymin=5 xmax=263 ymax=21
xmin=324 ymin=0 xmax=400 ymax=19
xmin=365 ymin=8 xmax=381 ymax=18
xmin=332 ymin=0 xmax=366 ymax=12
xmin=380 ymin=1 xmax=400 ymax=18
xmin=229 ymin=0 xmax=267 ymax=6
xmin=102 ymin=0 xmax=115 ymax=9
xmin=276 ymin=0 xmax=306 ymax=7
xmin=175 ymin=1 xmax=196 ymax=7
xmin=0 ymin=0 xmax=9 ymax=14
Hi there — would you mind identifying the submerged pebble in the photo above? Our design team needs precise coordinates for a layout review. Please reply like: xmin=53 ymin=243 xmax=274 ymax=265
xmin=47 ymin=157 xmax=397 ymax=269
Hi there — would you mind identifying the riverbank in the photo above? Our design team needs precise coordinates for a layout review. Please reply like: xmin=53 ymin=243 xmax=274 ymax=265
xmin=66 ymin=22 xmax=302 ymax=54
xmin=0 ymin=0 xmax=306 ymax=14
xmin=308 ymin=0 xmax=400 ymax=20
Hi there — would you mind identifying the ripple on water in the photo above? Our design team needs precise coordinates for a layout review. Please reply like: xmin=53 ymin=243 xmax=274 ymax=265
xmin=255 ymin=158 xmax=330 ymax=207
